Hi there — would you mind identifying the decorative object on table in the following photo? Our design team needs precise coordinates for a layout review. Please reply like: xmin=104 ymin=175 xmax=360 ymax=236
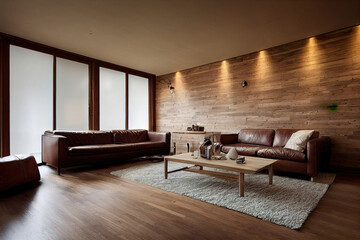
xmin=191 ymin=149 xmax=199 ymax=159
xmin=199 ymin=135 xmax=223 ymax=160
xmin=186 ymin=124 xmax=204 ymax=132
xmin=195 ymin=123 xmax=204 ymax=131
xmin=200 ymin=137 xmax=213 ymax=159
xmin=199 ymin=137 xmax=212 ymax=158
xmin=236 ymin=156 xmax=245 ymax=164
xmin=227 ymin=147 xmax=238 ymax=160
xmin=212 ymin=142 xmax=222 ymax=156
xmin=172 ymin=131 xmax=221 ymax=154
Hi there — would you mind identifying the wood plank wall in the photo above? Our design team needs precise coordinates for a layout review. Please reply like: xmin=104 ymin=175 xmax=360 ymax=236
xmin=156 ymin=25 xmax=360 ymax=169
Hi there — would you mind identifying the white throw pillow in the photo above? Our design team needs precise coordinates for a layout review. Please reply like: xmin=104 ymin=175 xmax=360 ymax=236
xmin=284 ymin=130 xmax=315 ymax=152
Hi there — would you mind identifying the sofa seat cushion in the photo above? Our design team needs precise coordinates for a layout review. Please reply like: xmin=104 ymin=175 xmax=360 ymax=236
xmin=112 ymin=130 xmax=148 ymax=143
xmin=222 ymin=144 xmax=265 ymax=156
xmin=68 ymin=141 xmax=166 ymax=156
xmin=257 ymin=147 xmax=306 ymax=162
xmin=69 ymin=144 xmax=138 ymax=155
xmin=131 ymin=141 xmax=166 ymax=150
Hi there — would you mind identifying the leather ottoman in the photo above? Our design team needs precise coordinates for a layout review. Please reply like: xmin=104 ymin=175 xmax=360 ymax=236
xmin=0 ymin=155 xmax=40 ymax=191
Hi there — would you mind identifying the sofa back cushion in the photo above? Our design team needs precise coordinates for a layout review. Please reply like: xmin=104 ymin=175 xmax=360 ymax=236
xmin=238 ymin=129 xmax=275 ymax=146
xmin=112 ymin=130 xmax=148 ymax=144
xmin=273 ymin=129 xmax=319 ymax=147
xmin=52 ymin=131 xmax=113 ymax=146
xmin=218 ymin=134 xmax=238 ymax=144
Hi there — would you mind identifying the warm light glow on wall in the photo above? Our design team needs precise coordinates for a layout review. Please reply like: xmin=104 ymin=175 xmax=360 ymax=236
xmin=173 ymin=71 xmax=183 ymax=95
xmin=256 ymin=50 xmax=271 ymax=80
xmin=308 ymin=37 xmax=315 ymax=45
xmin=175 ymin=71 xmax=183 ymax=85
xmin=219 ymin=60 xmax=231 ymax=92
xmin=306 ymin=37 xmax=319 ymax=65
xmin=221 ymin=60 xmax=229 ymax=78
xmin=304 ymin=36 xmax=321 ymax=82
xmin=355 ymin=25 xmax=360 ymax=56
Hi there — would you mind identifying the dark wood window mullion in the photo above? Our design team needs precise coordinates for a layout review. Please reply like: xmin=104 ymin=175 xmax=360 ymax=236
xmin=0 ymin=39 xmax=10 ymax=157
xmin=149 ymin=76 xmax=154 ymax=131
xmin=125 ymin=73 xmax=129 ymax=130
xmin=53 ymin=56 xmax=56 ymax=130
xmin=88 ymin=63 xmax=92 ymax=130
xmin=0 ymin=36 xmax=3 ymax=157
xmin=90 ymin=62 xmax=99 ymax=130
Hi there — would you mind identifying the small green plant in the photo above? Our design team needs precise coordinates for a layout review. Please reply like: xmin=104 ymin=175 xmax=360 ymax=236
xmin=326 ymin=103 xmax=338 ymax=112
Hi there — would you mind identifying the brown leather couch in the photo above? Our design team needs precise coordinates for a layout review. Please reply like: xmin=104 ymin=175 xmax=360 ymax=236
xmin=42 ymin=129 xmax=170 ymax=174
xmin=0 ymin=155 xmax=40 ymax=191
xmin=219 ymin=129 xmax=331 ymax=177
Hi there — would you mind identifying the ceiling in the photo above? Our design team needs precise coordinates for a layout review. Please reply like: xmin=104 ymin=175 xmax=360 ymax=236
xmin=0 ymin=0 xmax=359 ymax=76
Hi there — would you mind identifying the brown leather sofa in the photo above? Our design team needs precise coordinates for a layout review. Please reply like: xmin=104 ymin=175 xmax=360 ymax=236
xmin=0 ymin=155 xmax=40 ymax=191
xmin=219 ymin=129 xmax=331 ymax=177
xmin=42 ymin=129 xmax=170 ymax=174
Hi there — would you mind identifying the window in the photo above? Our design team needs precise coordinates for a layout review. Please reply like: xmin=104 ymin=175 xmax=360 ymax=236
xmin=56 ymin=57 xmax=89 ymax=130
xmin=99 ymin=67 xmax=126 ymax=130
xmin=9 ymin=45 xmax=53 ymax=162
xmin=1 ymin=33 xmax=154 ymax=160
xmin=128 ymin=74 xmax=149 ymax=130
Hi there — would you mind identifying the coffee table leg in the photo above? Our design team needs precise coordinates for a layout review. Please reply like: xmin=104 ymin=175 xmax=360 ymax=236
xmin=164 ymin=159 xmax=168 ymax=179
xmin=239 ymin=173 xmax=244 ymax=197
xmin=269 ymin=164 xmax=273 ymax=185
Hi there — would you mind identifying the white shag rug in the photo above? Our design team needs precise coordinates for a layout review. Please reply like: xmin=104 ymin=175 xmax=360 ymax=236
xmin=111 ymin=162 xmax=330 ymax=229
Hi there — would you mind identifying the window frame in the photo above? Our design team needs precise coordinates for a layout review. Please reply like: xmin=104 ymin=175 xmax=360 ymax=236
xmin=0 ymin=33 xmax=155 ymax=158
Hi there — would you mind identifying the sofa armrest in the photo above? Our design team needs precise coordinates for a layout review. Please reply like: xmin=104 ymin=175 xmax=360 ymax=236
xmin=148 ymin=131 xmax=171 ymax=149
xmin=218 ymin=134 xmax=238 ymax=144
xmin=42 ymin=134 xmax=69 ymax=174
xmin=307 ymin=136 xmax=331 ymax=177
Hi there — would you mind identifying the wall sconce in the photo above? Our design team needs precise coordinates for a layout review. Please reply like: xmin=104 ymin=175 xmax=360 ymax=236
xmin=158 ymin=79 xmax=175 ymax=95
xmin=241 ymin=81 xmax=248 ymax=87
xmin=169 ymin=84 xmax=175 ymax=94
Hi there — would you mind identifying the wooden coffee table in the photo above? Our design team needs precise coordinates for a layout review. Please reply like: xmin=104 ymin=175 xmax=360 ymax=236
xmin=164 ymin=153 xmax=278 ymax=197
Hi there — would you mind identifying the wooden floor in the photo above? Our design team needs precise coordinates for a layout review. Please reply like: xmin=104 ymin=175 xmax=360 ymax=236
xmin=0 ymin=161 xmax=359 ymax=240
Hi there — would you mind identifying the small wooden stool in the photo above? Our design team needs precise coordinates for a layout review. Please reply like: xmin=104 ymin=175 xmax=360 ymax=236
xmin=0 ymin=155 xmax=40 ymax=191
